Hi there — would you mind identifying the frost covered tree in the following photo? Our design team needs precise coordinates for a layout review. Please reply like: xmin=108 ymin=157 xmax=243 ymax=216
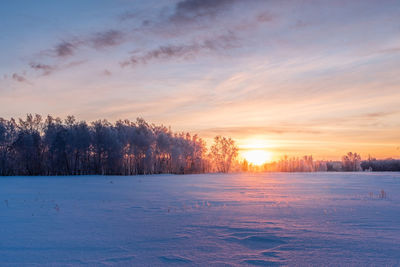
xmin=209 ymin=136 xmax=238 ymax=173
xmin=0 ymin=114 xmax=212 ymax=176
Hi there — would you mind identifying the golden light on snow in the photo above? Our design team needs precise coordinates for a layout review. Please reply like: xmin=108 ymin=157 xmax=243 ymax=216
xmin=242 ymin=150 xmax=273 ymax=165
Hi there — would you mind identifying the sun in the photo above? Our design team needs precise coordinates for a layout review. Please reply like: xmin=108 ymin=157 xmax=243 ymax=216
xmin=242 ymin=150 xmax=273 ymax=166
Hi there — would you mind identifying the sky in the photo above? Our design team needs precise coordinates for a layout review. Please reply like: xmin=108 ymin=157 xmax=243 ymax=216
xmin=1 ymin=0 xmax=400 ymax=160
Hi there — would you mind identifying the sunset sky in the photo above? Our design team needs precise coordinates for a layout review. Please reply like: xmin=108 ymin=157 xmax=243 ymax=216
xmin=1 ymin=0 xmax=400 ymax=160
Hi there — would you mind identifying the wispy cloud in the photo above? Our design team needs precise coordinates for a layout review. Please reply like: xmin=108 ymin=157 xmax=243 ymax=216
xmin=90 ymin=30 xmax=125 ymax=49
xmin=200 ymin=125 xmax=323 ymax=136
xmin=9 ymin=0 xmax=273 ymax=81
xmin=51 ymin=29 xmax=124 ymax=58
xmin=121 ymin=32 xmax=238 ymax=67
xmin=170 ymin=0 xmax=237 ymax=23
xmin=12 ymin=73 xmax=30 ymax=84
xmin=29 ymin=60 xmax=87 ymax=76
xmin=54 ymin=41 xmax=76 ymax=57
xmin=29 ymin=63 xmax=55 ymax=76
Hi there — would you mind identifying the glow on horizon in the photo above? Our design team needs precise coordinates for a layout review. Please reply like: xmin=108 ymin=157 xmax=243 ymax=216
xmin=242 ymin=150 xmax=273 ymax=166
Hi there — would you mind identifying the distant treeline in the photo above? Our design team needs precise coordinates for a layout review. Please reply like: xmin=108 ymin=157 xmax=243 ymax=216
xmin=0 ymin=114 xmax=238 ymax=176
xmin=244 ymin=152 xmax=400 ymax=172
xmin=360 ymin=158 xmax=400 ymax=172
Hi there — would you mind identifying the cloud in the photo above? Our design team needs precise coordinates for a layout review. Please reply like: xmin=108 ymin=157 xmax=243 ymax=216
xmin=121 ymin=32 xmax=238 ymax=66
xmin=29 ymin=60 xmax=87 ymax=76
xmin=378 ymin=47 xmax=400 ymax=54
xmin=25 ymin=0 xmax=270 ymax=76
xmin=29 ymin=63 xmax=56 ymax=76
xmin=310 ymin=111 xmax=400 ymax=127
xmin=54 ymin=41 xmax=76 ymax=57
xmin=91 ymin=30 xmax=124 ymax=49
xmin=170 ymin=0 xmax=237 ymax=23
xmin=12 ymin=0 xmax=274 ymax=81
xmin=12 ymin=73 xmax=30 ymax=83
xmin=51 ymin=30 xmax=123 ymax=58
xmin=365 ymin=111 xmax=396 ymax=118
xmin=200 ymin=126 xmax=322 ymax=136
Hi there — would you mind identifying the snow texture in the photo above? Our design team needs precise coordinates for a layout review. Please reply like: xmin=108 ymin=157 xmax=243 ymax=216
xmin=1 ymin=172 xmax=400 ymax=266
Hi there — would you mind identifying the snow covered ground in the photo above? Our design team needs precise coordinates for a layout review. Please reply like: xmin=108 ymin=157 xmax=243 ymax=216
xmin=1 ymin=172 xmax=400 ymax=266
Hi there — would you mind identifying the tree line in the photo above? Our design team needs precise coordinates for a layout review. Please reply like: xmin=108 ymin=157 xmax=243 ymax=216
xmin=1 ymin=114 xmax=398 ymax=175
xmin=243 ymin=152 xmax=400 ymax=172
xmin=0 ymin=114 xmax=238 ymax=176
xmin=360 ymin=157 xmax=400 ymax=172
